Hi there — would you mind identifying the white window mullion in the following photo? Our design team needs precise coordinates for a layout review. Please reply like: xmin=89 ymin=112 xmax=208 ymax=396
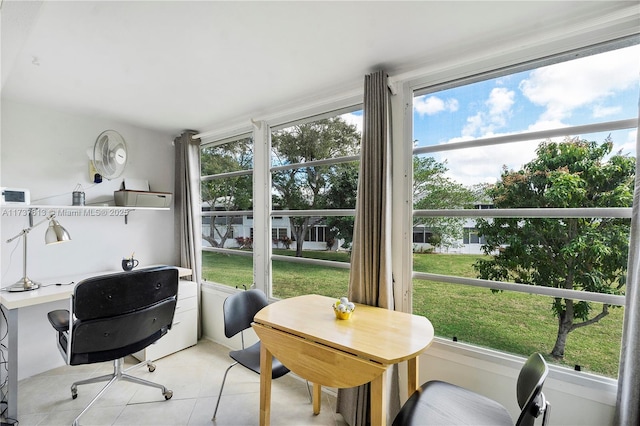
xmin=391 ymin=81 xmax=414 ymax=314
xmin=252 ymin=120 xmax=272 ymax=295
xmin=413 ymin=118 xmax=637 ymax=156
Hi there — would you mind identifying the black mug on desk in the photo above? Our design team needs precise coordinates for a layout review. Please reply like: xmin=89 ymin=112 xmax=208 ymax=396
xmin=122 ymin=258 xmax=139 ymax=271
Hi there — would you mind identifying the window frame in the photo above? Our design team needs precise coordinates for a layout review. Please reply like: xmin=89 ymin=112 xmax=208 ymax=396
xmin=197 ymin=34 xmax=639 ymax=382
xmin=408 ymin=39 xmax=637 ymax=307
xmin=405 ymin=39 xmax=638 ymax=377
xmin=268 ymin=108 xmax=362 ymax=297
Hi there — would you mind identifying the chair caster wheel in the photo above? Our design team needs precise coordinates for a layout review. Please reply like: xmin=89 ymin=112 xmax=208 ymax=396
xmin=72 ymin=393 xmax=78 ymax=400
xmin=148 ymin=364 xmax=156 ymax=372
xmin=164 ymin=390 xmax=173 ymax=400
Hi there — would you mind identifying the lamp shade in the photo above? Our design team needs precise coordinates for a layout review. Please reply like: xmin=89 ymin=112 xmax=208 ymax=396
xmin=45 ymin=219 xmax=71 ymax=244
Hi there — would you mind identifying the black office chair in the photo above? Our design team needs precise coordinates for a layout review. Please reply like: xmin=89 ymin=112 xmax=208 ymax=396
xmin=393 ymin=352 xmax=550 ymax=426
xmin=47 ymin=266 xmax=179 ymax=426
xmin=212 ymin=288 xmax=290 ymax=420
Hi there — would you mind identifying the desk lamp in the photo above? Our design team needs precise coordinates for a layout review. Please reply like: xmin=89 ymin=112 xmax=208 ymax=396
xmin=5 ymin=213 xmax=71 ymax=292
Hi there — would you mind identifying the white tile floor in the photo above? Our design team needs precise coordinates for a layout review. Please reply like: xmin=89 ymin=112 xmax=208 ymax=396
xmin=14 ymin=339 xmax=348 ymax=426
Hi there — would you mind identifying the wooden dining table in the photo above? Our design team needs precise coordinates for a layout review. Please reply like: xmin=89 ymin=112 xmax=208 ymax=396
xmin=252 ymin=294 xmax=435 ymax=426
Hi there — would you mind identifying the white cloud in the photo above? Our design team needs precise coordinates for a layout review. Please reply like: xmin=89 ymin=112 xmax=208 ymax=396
xmin=525 ymin=119 xmax=567 ymax=132
xmin=592 ymin=105 xmax=622 ymax=118
xmin=414 ymin=95 xmax=458 ymax=116
xmin=341 ymin=112 xmax=363 ymax=133
xmin=519 ymin=45 xmax=640 ymax=122
xmin=462 ymin=112 xmax=483 ymax=136
xmin=617 ymin=129 xmax=638 ymax=156
xmin=428 ymin=46 xmax=639 ymax=187
xmin=462 ymin=87 xmax=515 ymax=137
xmin=434 ymin=131 xmax=540 ymax=186
xmin=437 ymin=136 xmax=539 ymax=187
xmin=487 ymin=87 xmax=515 ymax=117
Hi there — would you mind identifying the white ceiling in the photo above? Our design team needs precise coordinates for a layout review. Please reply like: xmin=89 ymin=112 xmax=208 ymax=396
xmin=2 ymin=1 xmax=638 ymax=136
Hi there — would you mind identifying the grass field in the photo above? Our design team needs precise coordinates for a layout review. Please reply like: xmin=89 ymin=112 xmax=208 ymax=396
xmin=202 ymin=250 xmax=623 ymax=377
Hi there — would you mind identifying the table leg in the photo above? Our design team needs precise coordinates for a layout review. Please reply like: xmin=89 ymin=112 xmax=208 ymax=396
xmin=407 ymin=356 xmax=419 ymax=396
xmin=259 ymin=343 xmax=273 ymax=426
xmin=3 ymin=307 xmax=18 ymax=422
xmin=370 ymin=370 xmax=387 ymax=426
xmin=312 ymin=383 xmax=321 ymax=415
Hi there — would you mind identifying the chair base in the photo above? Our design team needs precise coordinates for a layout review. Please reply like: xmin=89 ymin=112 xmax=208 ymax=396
xmin=70 ymin=357 xmax=173 ymax=426
xmin=212 ymin=361 xmax=238 ymax=420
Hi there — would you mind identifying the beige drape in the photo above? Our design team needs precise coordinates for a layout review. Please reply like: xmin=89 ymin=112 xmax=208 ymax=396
xmin=336 ymin=70 xmax=399 ymax=425
xmin=174 ymin=130 xmax=203 ymax=338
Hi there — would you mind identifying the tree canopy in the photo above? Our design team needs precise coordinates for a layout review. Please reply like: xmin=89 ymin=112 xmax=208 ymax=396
xmin=271 ymin=117 xmax=361 ymax=256
xmin=324 ymin=161 xmax=359 ymax=249
xmin=201 ymin=137 xmax=253 ymax=248
xmin=413 ymin=156 xmax=475 ymax=251
xmin=474 ymin=137 xmax=634 ymax=359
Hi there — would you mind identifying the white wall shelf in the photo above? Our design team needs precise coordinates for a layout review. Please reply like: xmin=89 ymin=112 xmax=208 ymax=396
xmin=1 ymin=204 xmax=170 ymax=211
xmin=1 ymin=204 xmax=170 ymax=224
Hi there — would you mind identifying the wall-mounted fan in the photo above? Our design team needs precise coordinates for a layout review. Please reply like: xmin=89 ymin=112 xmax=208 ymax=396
xmin=90 ymin=130 xmax=128 ymax=182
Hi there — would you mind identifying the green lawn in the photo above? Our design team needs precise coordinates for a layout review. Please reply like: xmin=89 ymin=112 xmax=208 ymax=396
xmin=202 ymin=250 xmax=623 ymax=377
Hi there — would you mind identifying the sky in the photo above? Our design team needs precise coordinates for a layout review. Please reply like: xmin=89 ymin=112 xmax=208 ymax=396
xmin=412 ymin=44 xmax=640 ymax=187
xmin=342 ymin=44 xmax=639 ymax=187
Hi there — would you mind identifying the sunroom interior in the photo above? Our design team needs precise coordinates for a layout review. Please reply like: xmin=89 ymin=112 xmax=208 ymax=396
xmin=1 ymin=1 xmax=639 ymax=425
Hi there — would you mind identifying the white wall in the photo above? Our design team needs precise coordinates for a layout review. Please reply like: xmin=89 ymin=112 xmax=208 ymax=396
xmin=201 ymin=283 xmax=617 ymax=426
xmin=1 ymin=99 xmax=178 ymax=379
xmin=423 ymin=341 xmax=616 ymax=426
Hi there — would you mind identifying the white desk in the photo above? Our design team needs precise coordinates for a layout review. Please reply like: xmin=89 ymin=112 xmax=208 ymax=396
xmin=0 ymin=265 xmax=192 ymax=422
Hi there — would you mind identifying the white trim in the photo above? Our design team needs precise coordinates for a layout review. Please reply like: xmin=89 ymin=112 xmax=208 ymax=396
xmin=194 ymin=122 xmax=254 ymax=145
xmin=272 ymin=209 xmax=355 ymax=217
xmin=413 ymin=119 xmax=638 ymax=155
xmin=391 ymin=80 xmax=414 ymax=313
xmin=196 ymin=89 xmax=362 ymax=144
xmin=201 ymin=169 xmax=252 ymax=181
xmin=252 ymin=120 xmax=272 ymax=294
xmin=271 ymin=154 xmax=359 ymax=172
xmin=397 ymin=10 xmax=639 ymax=93
xmin=203 ymin=154 xmax=361 ymax=181
xmin=199 ymin=131 xmax=253 ymax=148
xmin=427 ymin=338 xmax=618 ymax=404
xmin=414 ymin=271 xmax=626 ymax=306
xmin=414 ymin=207 xmax=632 ymax=219
xmin=202 ymin=246 xmax=253 ymax=257
xmin=271 ymin=254 xmax=350 ymax=270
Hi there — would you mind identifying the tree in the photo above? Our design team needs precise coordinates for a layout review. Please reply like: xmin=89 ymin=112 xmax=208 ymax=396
xmin=271 ymin=117 xmax=360 ymax=256
xmin=474 ymin=137 xmax=634 ymax=359
xmin=413 ymin=156 xmax=475 ymax=251
xmin=201 ymin=138 xmax=253 ymax=248
xmin=325 ymin=162 xmax=359 ymax=250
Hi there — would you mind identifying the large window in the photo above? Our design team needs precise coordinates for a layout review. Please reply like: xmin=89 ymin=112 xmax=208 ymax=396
xmin=201 ymin=135 xmax=254 ymax=288
xmin=198 ymin=38 xmax=638 ymax=381
xmin=200 ymin=110 xmax=363 ymax=296
xmin=411 ymin=43 xmax=639 ymax=377
xmin=270 ymin=110 xmax=362 ymax=299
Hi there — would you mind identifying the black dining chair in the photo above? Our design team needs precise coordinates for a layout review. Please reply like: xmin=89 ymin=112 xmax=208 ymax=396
xmin=393 ymin=352 xmax=550 ymax=426
xmin=212 ymin=288 xmax=290 ymax=420
xmin=47 ymin=266 xmax=179 ymax=426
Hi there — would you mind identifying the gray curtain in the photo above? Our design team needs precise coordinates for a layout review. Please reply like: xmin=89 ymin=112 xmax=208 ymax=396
xmin=174 ymin=130 xmax=203 ymax=338
xmin=614 ymin=97 xmax=640 ymax=425
xmin=336 ymin=70 xmax=399 ymax=425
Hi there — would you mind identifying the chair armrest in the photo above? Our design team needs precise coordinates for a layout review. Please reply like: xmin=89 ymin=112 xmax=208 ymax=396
xmin=47 ymin=310 xmax=70 ymax=332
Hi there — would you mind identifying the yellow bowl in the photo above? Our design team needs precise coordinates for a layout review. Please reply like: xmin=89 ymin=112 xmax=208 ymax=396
xmin=333 ymin=307 xmax=354 ymax=320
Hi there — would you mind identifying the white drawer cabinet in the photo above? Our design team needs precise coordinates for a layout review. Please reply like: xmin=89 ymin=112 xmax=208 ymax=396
xmin=133 ymin=280 xmax=198 ymax=361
